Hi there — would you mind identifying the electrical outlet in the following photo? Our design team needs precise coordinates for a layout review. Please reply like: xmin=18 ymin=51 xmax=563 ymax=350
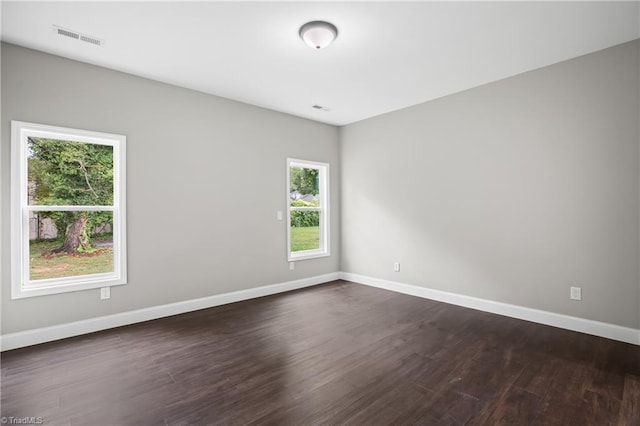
xmin=570 ymin=286 xmax=581 ymax=301
xmin=289 ymin=262 xmax=295 ymax=271
xmin=100 ymin=287 xmax=111 ymax=300
xmin=276 ymin=211 xmax=283 ymax=221
xmin=393 ymin=262 xmax=400 ymax=272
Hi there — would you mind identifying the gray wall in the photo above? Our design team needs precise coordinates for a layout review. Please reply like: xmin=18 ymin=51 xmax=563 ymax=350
xmin=3 ymin=39 xmax=639 ymax=336
xmin=1 ymin=43 xmax=340 ymax=334
xmin=340 ymin=40 xmax=640 ymax=329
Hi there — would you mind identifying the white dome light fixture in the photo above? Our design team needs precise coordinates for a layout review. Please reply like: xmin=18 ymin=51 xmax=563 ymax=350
xmin=299 ymin=21 xmax=338 ymax=50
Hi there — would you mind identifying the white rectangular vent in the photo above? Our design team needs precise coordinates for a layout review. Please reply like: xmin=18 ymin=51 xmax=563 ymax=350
xmin=53 ymin=25 xmax=104 ymax=47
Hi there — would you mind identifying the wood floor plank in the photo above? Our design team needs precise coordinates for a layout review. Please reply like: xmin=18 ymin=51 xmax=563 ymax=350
xmin=618 ymin=376 xmax=640 ymax=426
xmin=2 ymin=280 xmax=639 ymax=425
xmin=481 ymin=387 xmax=544 ymax=425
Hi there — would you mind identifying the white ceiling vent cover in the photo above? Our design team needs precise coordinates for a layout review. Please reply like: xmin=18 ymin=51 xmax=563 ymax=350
xmin=53 ymin=25 xmax=104 ymax=47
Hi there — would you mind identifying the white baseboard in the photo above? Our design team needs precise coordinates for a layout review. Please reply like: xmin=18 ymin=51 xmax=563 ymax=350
xmin=3 ymin=271 xmax=638 ymax=350
xmin=340 ymin=272 xmax=640 ymax=346
xmin=0 ymin=272 xmax=340 ymax=351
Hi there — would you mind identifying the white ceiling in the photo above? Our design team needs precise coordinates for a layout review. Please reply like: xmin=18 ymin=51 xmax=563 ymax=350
xmin=2 ymin=1 xmax=639 ymax=126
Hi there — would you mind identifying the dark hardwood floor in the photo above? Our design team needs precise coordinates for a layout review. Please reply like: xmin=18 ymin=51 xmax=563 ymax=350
xmin=2 ymin=280 xmax=639 ymax=425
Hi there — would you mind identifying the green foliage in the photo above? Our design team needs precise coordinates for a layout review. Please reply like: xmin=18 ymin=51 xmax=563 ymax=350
xmin=290 ymin=167 xmax=318 ymax=196
xmin=290 ymin=168 xmax=320 ymax=229
xmin=291 ymin=199 xmax=318 ymax=207
xmin=29 ymin=138 xmax=113 ymax=205
xmin=28 ymin=137 xmax=114 ymax=242
xmin=290 ymin=210 xmax=319 ymax=227
xmin=28 ymin=156 xmax=51 ymax=202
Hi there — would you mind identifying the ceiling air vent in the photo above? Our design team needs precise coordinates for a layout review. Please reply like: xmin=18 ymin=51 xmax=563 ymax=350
xmin=312 ymin=105 xmax=331 ymax=112
xmin=80 ymin=35 xmax=102 ymax=46
xmin=53 ymin=25 xmax=104 ymax=47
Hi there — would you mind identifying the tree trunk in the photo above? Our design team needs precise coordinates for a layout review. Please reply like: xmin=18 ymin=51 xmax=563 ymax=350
xmin=52 ymin=216 xmax=88 ymax=254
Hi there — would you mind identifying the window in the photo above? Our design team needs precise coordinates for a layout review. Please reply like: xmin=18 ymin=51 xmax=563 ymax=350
xmin=11 ymin=121 xmax=127 ymax=298
xmin=287 ymin=158 xmax=329 ymax=261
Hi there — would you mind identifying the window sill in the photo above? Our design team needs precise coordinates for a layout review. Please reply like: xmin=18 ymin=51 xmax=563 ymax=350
xmin=288 ymin=250 xmax=330 ymax=262
xmin=13 ymin=275 xmax=127 ymax=299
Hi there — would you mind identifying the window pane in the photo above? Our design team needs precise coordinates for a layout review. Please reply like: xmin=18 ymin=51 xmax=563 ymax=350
xmin=28 ymin=137 xmax=114 ymax=206
xmin=289 ymin=166 xmax=320 ymax=207
xmin=29 ymin=211 xmax=114 ymax=280
xmin=287 ymin=158 xmax=328 ymax=261
xmin=290 ymin=211 xmax=320 ymax=252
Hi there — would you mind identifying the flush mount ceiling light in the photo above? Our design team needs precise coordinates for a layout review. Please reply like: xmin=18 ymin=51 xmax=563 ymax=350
xmin=299 ymin=21 xmax=338 ymax=50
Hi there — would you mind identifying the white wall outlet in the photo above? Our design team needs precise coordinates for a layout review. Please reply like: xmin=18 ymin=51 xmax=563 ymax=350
xmin=276 ymin=211 xmax=283 ymax=221
xmin=100 ymin=287 xmax=111 ymax=300
xmin=393 ymin=262 xmax=400 ymax=272
xmin=570 ymin=286 xmax=581 ymax=301
xmin=289 ymin=262 xmax=295 ymax=270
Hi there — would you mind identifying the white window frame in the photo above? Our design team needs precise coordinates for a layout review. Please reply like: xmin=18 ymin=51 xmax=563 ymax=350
xmin=11 ymin=121 xmax=127 ymax=299
xmin=286 ymin=158 xmax=330 ymax=261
